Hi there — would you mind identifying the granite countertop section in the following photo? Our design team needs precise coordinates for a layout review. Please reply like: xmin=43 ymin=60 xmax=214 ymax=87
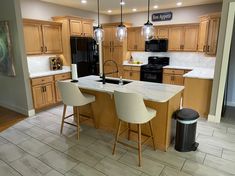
xmin=29 ymin=66 xmax=71 ymax=78
xmin=183 ymin=68 xmax=214 ymax=80
xmin=68 ymin=75 xmax=184 ymax=103
xmin=163 ymin=65 xmax=214 ymax=80
xmin=123 ymin=61 xmax=147 ymax=67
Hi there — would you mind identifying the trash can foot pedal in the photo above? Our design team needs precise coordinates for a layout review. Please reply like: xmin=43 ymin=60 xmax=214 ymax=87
xmin=192 ymin=142 xmax=199 ymax=151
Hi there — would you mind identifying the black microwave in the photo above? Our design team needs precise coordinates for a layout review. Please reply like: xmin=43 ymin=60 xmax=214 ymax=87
xmin=145 ymin=39 xmax=168 ymax=52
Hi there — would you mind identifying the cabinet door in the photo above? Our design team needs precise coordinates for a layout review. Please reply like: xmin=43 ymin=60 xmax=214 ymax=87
xmin=168 ymin=26 xmax=184 ymax=51
xmin=163 ymin=74 xmax=173 ymax=84
xmin=184 ymin=25 xmax=199 ymax=51
xmin=156 ymin=27 xmax=169 ymax=39
xmin=127 ymin=28 xmax=137 ymax=51
xmin=130 ymin=71 xmax=140 ymax=80
xmin=207 ymin=18 xmax=220 ymax=55
xmin=136 ymin=28 xmax=145 ymax=51
xmin=173 ymin=75 xmax=184 ymax=86
xmin=42 ymin=24 xmax=63 ymax=54
xmin=112 ymin=28 xmax=123 ymax=47
xmin=123 ymin=70 xmax=131 ymax=79
xmin=82 ymin=20 xmax=93 ymax=37
xmin=112 ymin=47 xmax=123 ymax=66
xmin=103 ymin=46 xmax=112 ymax=63
xmin=32 ymin=85 xmax=44 ymax=109
xmin=198 ymin=20 xmax=209 ymax=52
xmin=103 ymin=27 xmax=113 ymax=47
xmin=70 ymin=20 xmax=83 ymax=36
xmin=44 ymin=83 xmax=55 ymax=106
xmin=23 ymin=23 xmax=43 ymax=55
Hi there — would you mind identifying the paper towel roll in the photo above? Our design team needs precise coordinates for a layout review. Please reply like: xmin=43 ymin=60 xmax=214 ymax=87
xmin=71 ymin=64 xmax=78 ymax=81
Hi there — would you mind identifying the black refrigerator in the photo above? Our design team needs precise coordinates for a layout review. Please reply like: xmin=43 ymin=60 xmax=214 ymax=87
xmin=70 ymin=37 xmax=99 ymax=77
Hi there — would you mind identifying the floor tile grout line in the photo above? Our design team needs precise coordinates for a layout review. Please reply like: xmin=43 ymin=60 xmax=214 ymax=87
xmin=0 ymin=158 xmax=24 ymax=176
xmin=180 ymin=158 xmax=187 ymax=171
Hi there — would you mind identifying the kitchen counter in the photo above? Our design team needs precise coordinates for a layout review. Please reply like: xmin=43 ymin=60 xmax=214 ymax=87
xmin=123 ymin=61 xmax=147 ymax=67
xmin=68 ymin=75 xmax=184 ymax=151
xmin=163 ymin=65 xmax=214 ymax=80
xmin=73 ymin=75 xmax=184 ymax=103
xmin=29 ymin=66 xmax=71 ymax=78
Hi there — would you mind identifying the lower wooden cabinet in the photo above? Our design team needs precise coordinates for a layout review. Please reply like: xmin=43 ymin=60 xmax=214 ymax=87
xmin=123 ymin=66 xmax=140 ymax=80
xmin=163 ymin=68 xmax=191 ymax=86
xmin=31 ymin=73 xmax=71 ymax=110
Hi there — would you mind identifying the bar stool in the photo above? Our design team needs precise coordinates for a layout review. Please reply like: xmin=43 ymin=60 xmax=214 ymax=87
xmin=57 ymin=81 xmax=96 ymax=139
xmin=112 ymin=90 xmax=157 ymax=167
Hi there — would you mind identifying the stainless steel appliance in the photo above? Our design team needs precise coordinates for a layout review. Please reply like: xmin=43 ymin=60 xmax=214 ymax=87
xmin=145 ymin=39 xmax=168 ymax=52
xmin=140 ymin=56 xmax=169 ymax=83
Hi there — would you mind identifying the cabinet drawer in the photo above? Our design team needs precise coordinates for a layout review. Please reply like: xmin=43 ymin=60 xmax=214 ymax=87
xmin=123 ymin=66 xmax=132 ymax=71
xmin=131 ymin=66 xmax=141 ymax=71
xmin=31 ymin=76 xmax=53 ymax=86
xmin=54 ymin=72 xmax=71 ymax=81
xmin=163 ymin=69 xmax=185 ymax=75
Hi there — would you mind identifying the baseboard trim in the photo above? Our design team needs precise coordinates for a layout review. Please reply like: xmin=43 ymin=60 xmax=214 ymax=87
xmin=208 ymin=114 xmax=220 ymax=123
xmin=226 ymin=101 xmax=235 ymax=107
xmin=0 ymin=101 xmax=35 ymax=116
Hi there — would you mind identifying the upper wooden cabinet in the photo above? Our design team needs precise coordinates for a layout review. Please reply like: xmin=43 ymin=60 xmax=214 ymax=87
xmin=156 ymin=27 xmax=169 ymax=39
xmin=70 ymin=19 xmax=93 ymax=37
xmin=168 ymin=26 xmax=185 ymax=51
xmin=127 ymin=27 xmax=145 ymax=51
xmin=23 ymin=19 xmax=63 ymax=55
xmin=184 ymin=25 xmax=199 ymax=51
xmin=198 ymin=13 xmax=220 ymax=55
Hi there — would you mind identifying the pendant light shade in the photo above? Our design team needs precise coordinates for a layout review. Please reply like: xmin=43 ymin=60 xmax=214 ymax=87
xmin=94 ymin=0 xmax=104 ymax=43
xmin=142 ymin=0 xmax=154 ymax=41
xmin=116 ymin=0 xmax=127 ymax=41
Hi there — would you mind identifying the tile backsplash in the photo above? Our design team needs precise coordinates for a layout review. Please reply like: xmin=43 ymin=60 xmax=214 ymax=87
xmin=131 ymin=52 xmax=216 ymax=68
xmin=27 ymin=55 xmax=56 ymax=74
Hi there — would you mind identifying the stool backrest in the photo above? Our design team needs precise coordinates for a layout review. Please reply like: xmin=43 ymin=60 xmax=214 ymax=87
xmin=114 ymin=90 xmax=150 ymax=124
xmin=57 ymin=81 xmax=88 ymax=106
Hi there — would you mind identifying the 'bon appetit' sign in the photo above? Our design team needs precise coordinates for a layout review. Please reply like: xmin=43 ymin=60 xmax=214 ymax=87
xmin=152 ymin=12 xmax=173 ymax=22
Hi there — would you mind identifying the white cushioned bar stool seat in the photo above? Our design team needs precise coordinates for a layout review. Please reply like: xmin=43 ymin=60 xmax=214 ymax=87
xmin=57 ymin=81 xmax=96 ymax=139
xmin=112 ymin=90 xmax=157 ymax=167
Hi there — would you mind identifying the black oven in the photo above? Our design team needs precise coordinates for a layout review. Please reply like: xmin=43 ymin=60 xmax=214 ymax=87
xmin=140 ymin=69 xmax=163 ymax=83
xmin=145 ymin=39 xmax=168 ymax=52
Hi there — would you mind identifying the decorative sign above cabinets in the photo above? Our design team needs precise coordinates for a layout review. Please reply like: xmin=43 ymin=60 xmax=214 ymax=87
xmin=152 ymin=12 xmax=173 ymax=22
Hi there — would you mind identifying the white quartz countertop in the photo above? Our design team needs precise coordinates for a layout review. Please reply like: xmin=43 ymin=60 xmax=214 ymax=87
xmin=69 ymin=75 xmax=184 ymax=103
xmin=29 ymin=67 xmax=71 ymax=78
xmin=123 ymin=61 xmax=147 ymax=67
xmin=163 ymin=65 xmax=214 ymax=80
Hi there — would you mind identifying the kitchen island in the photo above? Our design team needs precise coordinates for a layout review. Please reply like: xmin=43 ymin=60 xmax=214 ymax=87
xmin=70 ymin=76 xmax=184 ymax=151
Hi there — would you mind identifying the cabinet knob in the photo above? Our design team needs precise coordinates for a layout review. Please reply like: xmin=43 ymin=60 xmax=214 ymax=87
xmin=45 ymin=46 xmax=47 ymax=52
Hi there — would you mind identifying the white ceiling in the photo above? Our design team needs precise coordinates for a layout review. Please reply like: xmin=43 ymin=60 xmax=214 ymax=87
xmin=40 ymin=0 xmax=222 ymax=15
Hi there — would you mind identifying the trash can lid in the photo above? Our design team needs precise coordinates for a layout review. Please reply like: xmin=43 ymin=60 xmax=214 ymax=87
xmin=176 ymin=108 xmax=199 ymax=121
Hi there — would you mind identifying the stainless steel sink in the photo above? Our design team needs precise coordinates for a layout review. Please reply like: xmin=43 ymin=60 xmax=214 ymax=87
xmin=96 ymin=78 xmax=131 ymax=85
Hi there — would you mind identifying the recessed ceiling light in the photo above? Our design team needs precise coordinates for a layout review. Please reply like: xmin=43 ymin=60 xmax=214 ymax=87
xmin=108 ymin=10 xmax=112 ymax=13
xmin=176 ymin=2 xmax=182 ymax=6
xmin=132 ymin=8 xmax=137 ymax=12
xmin=120 ymin=1 xmax=125 ymax=5
xmin=81 ymin=0 xmax=87 ymax=4
xmin=153 ymin=5 xmax=159 ymax=9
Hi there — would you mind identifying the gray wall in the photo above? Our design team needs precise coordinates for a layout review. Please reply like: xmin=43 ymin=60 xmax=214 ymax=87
xmin=110 ymin=3 xmax=222 ymax=26
xmin=20 ymin=0 xmax=111 ymax=25
xmin=227 ymin=21 xmax=235 ymax=106
xmin=0 ymin=0 xmax=34 ymax=115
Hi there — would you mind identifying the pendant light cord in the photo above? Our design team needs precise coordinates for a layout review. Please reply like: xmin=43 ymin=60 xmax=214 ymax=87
xmin=97 ymin=0 xmax=100 ymax=27
xmin=147 ymin=0 xmax=150 ymax=22
xmin=121 ymin=0 xmax=123 ymax=25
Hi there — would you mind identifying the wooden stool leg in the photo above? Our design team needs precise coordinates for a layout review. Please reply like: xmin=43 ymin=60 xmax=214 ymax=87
xmin=75 ymin=107 xmax=80 ymax=140
xmin=138 ymin=124 xmax=142 ymax=167
xmin=149 ymin=121 xmax=156 ymax=150
xmin=60 ymin=105 xmax=67 ymax=135
xmin=112 ymin=120 xmax=122 ymax=155
xmin=90 ymin=103 xmax=97 ymax=128
xmin=128 ymin=123 xmax=131 ymax=140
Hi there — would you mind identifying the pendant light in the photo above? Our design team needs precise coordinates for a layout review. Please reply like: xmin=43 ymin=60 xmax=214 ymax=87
xmin=94 ymin=0 xmax=104 ymax=43
xmin=116 ymin=0 xmax=127 ymax=41
xmin=142 ymin=0 xmax=154 ymax=41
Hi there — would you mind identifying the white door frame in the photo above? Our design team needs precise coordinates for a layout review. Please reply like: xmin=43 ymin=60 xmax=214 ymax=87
xmin=212 ymin=2 xmax=235 ymax=123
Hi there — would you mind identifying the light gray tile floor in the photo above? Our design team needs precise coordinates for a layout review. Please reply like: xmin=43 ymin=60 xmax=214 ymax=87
xmin=0 ymin=105 xmax=235 ymax=176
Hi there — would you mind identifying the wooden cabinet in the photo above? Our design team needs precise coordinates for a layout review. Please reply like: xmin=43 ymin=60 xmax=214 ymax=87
xmin=31 ymin=76 xmax=55 ymax=109
xmin=163 ymin=68 xmax=191 ymax=86
xmin=31 ymin=73 xmax=71 ymax=110
xmin=127 ymin=27 xmax=145 ymax=51
xmin=168 ymin=25 xmax=199 ymax=51
xmin=156 ymin=27 xmax=169 ymax=39
xmin=23 ymin=19 xmax=63 ymax=55
xmin=103 ymin=27 xmax=123 ymax=47
xmin=123 ymin=66 xmax=140 ymax=80
xmin=168 ymin=26 xmax=185 ymax=51
xmin=70 ymin=19 xmax=93 ymax=37
xmin=198 ymin=13 xmax=220 ymax=55
xmin=54 ymin=73 xmax=71 ymax=102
